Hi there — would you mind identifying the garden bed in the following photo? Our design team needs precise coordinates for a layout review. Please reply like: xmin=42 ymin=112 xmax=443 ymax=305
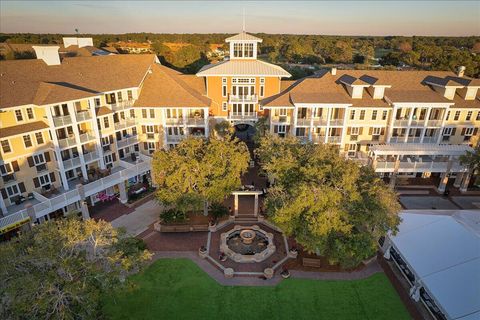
xmin=154 ymin=211 xmax=230 ymax=233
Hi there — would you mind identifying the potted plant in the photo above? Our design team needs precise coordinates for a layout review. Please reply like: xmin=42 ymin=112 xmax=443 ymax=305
xmin=199 ymin=246 xmax=208 ymax=258
xmin=281 ymin=267 xmax=291 ymax=279
xmin=219 ymin=252 xmax=227 ymax=262
xmin=289 ymin=247 xmax=298 ymax=258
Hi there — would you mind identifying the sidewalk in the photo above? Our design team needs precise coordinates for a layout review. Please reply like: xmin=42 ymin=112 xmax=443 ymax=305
xmin=111 ymin=200 xmax=162 ymax=236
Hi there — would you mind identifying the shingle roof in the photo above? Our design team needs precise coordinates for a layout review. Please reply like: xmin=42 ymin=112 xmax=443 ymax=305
xmin=0 ymin=54 xmax=156 ymax=109
xmin=96 ymin=106 xmax=113 ymax=116
xmin=0 ymin=120 xmax=49 ymax=138
xmin=262 ymin=70 xmax=471 ymax=107
xmin=196 ymin=59 xmax=291 ymax=77
xmin=225 ymin=32 xmax=262 ymax=42
xmin=134 ymin=64 xmax=210 ymax=108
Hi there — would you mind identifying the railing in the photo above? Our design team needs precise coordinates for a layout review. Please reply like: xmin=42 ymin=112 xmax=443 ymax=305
xmin=329 ymin=119 xmax=344 ymax=126
xmin=186 ymin=117 xmax=206 ymax=126
xmin=75 ymin=111 xmax=92 ymax=122
xmin=312 ymin=136 xmax=325 ymax=144
xmin=228 ymin=112 xmax=257 ymax=120
xmin=35 ymin=163 xmax=48 ymax=173
xmin=63 ymin=157 xmax=81 ymax=170
xmin=58 ymin=136 xmax=77 ymax=149
xmin=296 ymin=118 xmax=328 ymax=126
xmin=111 ymin=100 xmax=134 ymax=112
xmin=389 ymin=136 xmax=407 ymax=143
xmin=327 ymin=136 xmax=342 ymax=143
xmin=228 ymin=94 xmax=258 ymax=103
xmin=165 ymin=118 xmax=184 ymax=125
xmin=393 ymin=119 xmax=410 ymax=127
xmin=422 ymin=137 xmax=438 ymax=143
xmin=166 ymin=135 xmax=185 ymax=143
xmin=114 ymin=118 xmax=136 ymax=131
xmin=271 ymin=116 xmax=291 ymax=123
xmin=2 ymin=173 xmax=16 ymax=184
xmin=0 ymin=158 xmax=152 ymax=230
xmin=374 ymin=160 xmax=468 ymax=173
xmin=425 ymin=119 xmax=443 ymax=127
xmin=79 ymin=132 xmax=96 ymax=144
xmin=296 ymin=118 xmax=311 ymax=126
xmin=83 ymin=151 xmax=99 ymax=163
xmin=53 ymin=115 xmax=72 ymax=127
xmin=117 ymin=135 xmax=138 ymax=149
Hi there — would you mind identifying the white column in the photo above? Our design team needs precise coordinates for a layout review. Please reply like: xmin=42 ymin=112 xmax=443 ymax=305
xmin=437 ymin=157 xmax=453 ymax=193
xmin=76 ymin=184 xmax=90 ymax=220
xmin=453 ymin=172 xmax=464 ymax=188
xmin=68 ymin=102 xmax=88 ymax=180
xmin=389 ymin=155 xmax=400 ymax=189
xmin=45 ymin=105 xmax=70 ymax=190
xmin=309 ymin=107 xmax=314 ymax=141
xmin=420 ymin=107 xmax=432 ymax=143
xmin=405 ymin=107 xmax=414 ymax=143
xmin=0 ymin=197 xmax=8 ymax=216
xmin=292 ymin=106 xmax=298 ymax=136
xmin=386 ymin=105 xmax=396 ymax=143
xmin=234 ymin=194 xmax=239 ymax=216
xmin=118 ymin=181 xmax=128 ymax=204
xmin=460 ymin=172 xmax=472 ymax=193
xmin=325 ymin=107 xmax=332 ymax=144
xmin=204 ymin=107 xmax=209 ymax=137
xmin=254 ymin=194 xmax=258 ymax=217
xmin=90 ymin=99 xmax=106 ymax=169
xmin=437 ymin=106 xmax=451 ymax=144
xmin=339 ymin=107 xmax=349 ymax=149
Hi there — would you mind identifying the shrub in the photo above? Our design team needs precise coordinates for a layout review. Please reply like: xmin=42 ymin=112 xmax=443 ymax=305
xmin=160 ymin=208 xmax=187 ymax=224
xmin=209 ymin=203 xmax=229 ymax=221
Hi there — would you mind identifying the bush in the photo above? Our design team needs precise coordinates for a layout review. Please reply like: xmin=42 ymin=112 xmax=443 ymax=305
xmin=116 ymin=237 xmax=147 ymax=256
xmin=209 ymin=203 xmax=229 ymax=221
xmin=160 ymin=208 xmax=187 ymax=224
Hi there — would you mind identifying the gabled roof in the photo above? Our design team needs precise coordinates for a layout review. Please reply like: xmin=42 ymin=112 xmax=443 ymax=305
xmin=0 ymin=120 xmax=49 ymax=138
xmin=225 ymin=32 xmax=262 ymax=42
xmin=0 ymin=54 xmax=156 ymax=109
xmin=196 ymin=59 xmax=291 ymax=77
xmin=134 ymin=64 xmax=210 ymax=108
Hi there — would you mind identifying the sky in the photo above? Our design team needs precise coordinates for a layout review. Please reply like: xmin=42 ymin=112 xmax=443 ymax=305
xmin=0 ymin=1 xmax=479 ymax=36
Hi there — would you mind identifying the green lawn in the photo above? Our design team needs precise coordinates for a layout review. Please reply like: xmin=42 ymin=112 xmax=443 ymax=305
xmin=103 ymin=259 xmax=409 ymax=320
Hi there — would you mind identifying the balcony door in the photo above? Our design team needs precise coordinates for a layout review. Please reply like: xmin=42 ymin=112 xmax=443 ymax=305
xmin=232 ymin=85 xmax=254 ymax=97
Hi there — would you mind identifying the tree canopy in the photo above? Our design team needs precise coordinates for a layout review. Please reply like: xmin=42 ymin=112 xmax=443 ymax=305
xmin=0 ymin=218 xmax=151 ymax=320
xmin=460 ymin=144 xmax=480 ymax=173
xmin=256 ymin=135 xmax=401 ymax=268
xmin=152 ymin=136 xmax=250 ymax=214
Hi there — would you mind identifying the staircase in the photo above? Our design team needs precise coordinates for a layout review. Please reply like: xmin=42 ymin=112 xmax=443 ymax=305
xmin=234 ymin=213 xmax=258 ymax=224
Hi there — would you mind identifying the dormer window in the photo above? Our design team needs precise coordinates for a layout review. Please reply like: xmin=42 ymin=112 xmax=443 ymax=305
xmin=226 ymin=32 xmax=262 ymax=60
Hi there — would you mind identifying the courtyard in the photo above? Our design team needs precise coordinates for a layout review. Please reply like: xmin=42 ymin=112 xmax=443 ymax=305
xmin=102 ymin=258 xmax=410 ymax=320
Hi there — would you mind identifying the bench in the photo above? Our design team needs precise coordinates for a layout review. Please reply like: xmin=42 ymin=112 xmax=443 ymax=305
xmin=302 ymin=257 xmax=322 ymax=268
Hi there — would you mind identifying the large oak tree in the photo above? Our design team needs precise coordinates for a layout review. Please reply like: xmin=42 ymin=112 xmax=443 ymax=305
xmin=256 ymin=135 xmax=401 ymax=268
xmin=152 ymin=136 xmax=250 ymax=214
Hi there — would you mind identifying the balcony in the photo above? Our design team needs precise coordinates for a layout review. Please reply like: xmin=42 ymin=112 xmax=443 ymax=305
xmin=228 ymin=94 xmax=258 ymax=103
xmin=327 ymin=136 xmax=342 ymax=144
xmin=312 ymin=135 xmax=325 ymax=144
xmin=425 ymin=119 xmax=443 ymax=127
xmin=165 ymin=117 xmax=184 ymax=125
xmin=2 ymin=173 xmax=16 ymax=184
xmin=296 ymin=118 xmax=311 ymax=126
xmin=114 ymin=118 xmax=136 ymax=131
xmin=62 ymin=157 xmax=81 ymax=170
xmin=186 ymin=117 xmax=206 ymax=126
xmin=271 ymin=115 xmax=291 ymax=124
xmin=228 ymin=112 xmax=257 ymax=120
xmin=79 ymin=132 xmax=96 ymax=144
xmin=52 ymin=114 xmax=73 ymax=127
xmin=393 ymin=119 xmax=410 ymax=127
xmin=58 ymin=136 xmax=77 ymax=149
xmin=75 ymin=111 xmax=92 ymax=122
xmin=374 ymin=158 xmax=468 ymax=174
xmin=329 ymin=119 xmax=344 ymax=127
xmin=166 ymin=135 xmax=186 ymax=143
xmin=83 ymin=151 xmax=100 ymax=163
xmin=117 ymin=135 xmax=138 ymax=149
xmin=111 ymin=100 xmax=134 ymax=112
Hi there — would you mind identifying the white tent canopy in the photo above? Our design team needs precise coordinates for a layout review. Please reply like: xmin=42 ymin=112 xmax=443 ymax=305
xmin=387 ymin=210 xmax=480 ymax=320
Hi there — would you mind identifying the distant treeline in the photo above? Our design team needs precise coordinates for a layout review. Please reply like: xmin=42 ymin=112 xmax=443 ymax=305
xmin=1 ymin=33 xmax=479 ymax=78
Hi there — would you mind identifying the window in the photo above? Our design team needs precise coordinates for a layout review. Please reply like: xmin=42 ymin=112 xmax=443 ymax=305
xmin=295 ymin=127 xmax=306 ymax=137
xmin=38 ymin=173 xmax=51 ymax=187
xmin=350 ymin=110 xmax=355 ymax=120
xmin=0 ymin=163 xmax=13 ymax=175
xmin=167 ymin=127 xmax=184 ymax=136
xmin=454 ymin=111 xmax=461 ymax=121
xmin=104 ymin=154 xmax=113 ymax=165
xmin=222 ymin=102 xmax=227 ymax=112
xmin=476 ymin=112 xmax=480 ymax=121
xmin=6 ymin=184 xmax=20 ymax=197
xmin=103 ymin=117 xmax=110 ymax=129
xmin=446 ymin=111 xmax=450 ymax=120
xmin=130 ymin=109 xmax=135 ymax=118
xmin=26 ymin=108 xmax=34 ymax=120
xmin=95 ymin=98 xmax=101 ymax=107
xmin=351 ymin=127 xmax=360 ymax=135
xmin=372 ymin=110 xmax=377 ymax=120
xmin=359 ymin=110 xmax=365 ymax=120
xmin=260 ymin=85 xmax=265 ymax=97
xmin=35 ymin=132 xmax=44 ymax=145
xmin=149 ymin=109 xmax=155 ymax=118
xmin=23 ymin=135 xmax=32 ymax=148
xmin=15 ymin=110 xmax=23 ymax=121
xmin=466 ymin=111 xmax=473 ymax=121
xmin=222 ymin=84 xmax=227 ymax=97
xmin=443 ymin=127 xmax=454 ymax=136
xmin=117 ymin=91 xmax=123 ymax=102
xmin=244 ymin=43 xmax=254 ymax=57
xmin=127 ymin=90 xmax=133 ymax=100
xmin=142 ymin=109 xmax=147 ymax=118
xmin=372 ymin=127 xmax=381 ymax=135
xmin=1 ymin=140 xmax=12 ymax=153
xmin=233 ymin=43 xmax=243 ymax=58
xmin=464 ymin=127 xmax=474 ymax=136
xmin=382 ymin=110 xmax=388 ymax=120
xmin=276 ymin=125 xmax=287 ymax=134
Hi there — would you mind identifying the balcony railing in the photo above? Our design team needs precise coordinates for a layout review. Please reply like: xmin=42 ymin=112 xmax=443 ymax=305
xmin=296 ymin=118 xmax=311 ymax=126
xmin=35 ymin=163 xmax=48 ymax=173
xmin=329 ymin=119 xmax=344 ymax=126
xmin=374 ymin=160 xmax=468 ymax=173
xmin=312 ymin=136 xmax=325 ymax=144
xmin=111 ymin=100 xmax=134 ymax=112
xmin=186 ymin=117 xmax=206 ymax=126
xmin=271 ymin=115 xmax=291 ymax=123
xmin=2 ymin=173 xmax=16 ymax=184
xmin=63 ymin=157 xmax=81 ymax=170
xmin=393 ymin=119 xmax=410 ymax=127
xmin=83 ymin=151 xmax=100 ymax=163
xmin=166 ymin=135 xmax=185 ymax=143
xmin=228 ymin=94 xmax=258 ymax=103
xmin=114 ymin=118 xmax=136 ymax=131
xmin=79 ymin=132 xmax=96 ymax=144
xmin=165 ymin=118 xmax=184 ymax=125
xmin=327 ymin=136 xmax=342 ymax=144
xmin=0 ymin=158 xmax=152 ymax=230
xmin=229 ymin=112 xmax=257 ymax=120
xmin=425 ymin=119 xmax=443 ymax=127
xmin=58 ymin=136 xmax=77 ymax=149
xmin=75 ymin=111 xmax=92 ymax=122
xmin=52 ymin=114 xmax=72 ymax=127
xmin=117 ymin=135 xmax=138 ymax=149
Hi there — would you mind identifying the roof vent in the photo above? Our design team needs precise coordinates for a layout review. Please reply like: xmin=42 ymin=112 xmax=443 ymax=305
xmin=456 ymin=66 xmax=466 ymax=77
xmin=32 ymin=46 xmax=61 ymax=66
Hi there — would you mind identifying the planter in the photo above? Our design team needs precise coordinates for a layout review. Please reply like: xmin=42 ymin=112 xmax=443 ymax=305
xmin=264 ymin=268 xmax=274 ymax=279
xmin=154 ymin=221 xmax=162 ymax=232
xmin=224 ymin=268 xmax=234 ymax=278
xmin=208 ymin=223 xmax=217 ymax=232
xmin=281 ymin=270 xmax=291 ymax=279
xmin=199 ymin=246 xmax=208 ymax=259
xmin=288 ymin=249 xmax=298 ymax=259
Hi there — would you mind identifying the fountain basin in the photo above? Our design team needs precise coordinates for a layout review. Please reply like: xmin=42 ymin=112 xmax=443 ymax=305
xmin=220 ymin=225 xmax=276 ymax=263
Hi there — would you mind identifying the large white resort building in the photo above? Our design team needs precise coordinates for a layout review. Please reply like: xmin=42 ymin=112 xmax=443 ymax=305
xmin=0 ymin=33 xmax=479 ymax=237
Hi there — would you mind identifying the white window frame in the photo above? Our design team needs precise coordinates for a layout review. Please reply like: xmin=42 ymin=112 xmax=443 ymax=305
xmin=0 ymin=163 xmax=13 ymax=176
xmin=466 ymin=111 xmax=473 ymax=121
xmin=464 ymin=127 xmax=474 ymax=136
xmin=372 ymin=127 xmax=381 ymax=135
xmin=6 ymin=184 xmax=20 ymax=197
xmin=1 ymin=140 xmax=12 ymax=153
xmin=351 ymin=127 xmax=360 ymax=135
xmin=382 ymin=110 xmax=388 ymax=120
xmin=23 ymin=134 xmax=33 ymax=148
xmin=26 ymin=107 xmax=35 ymax=120
xmin=15 ymin=109 xmax=24 ymax=122
xmin=350 ymin=110 xmax=355 ymax=120
xmin=372 ymin=110 xmax=377 ymax=120
xmin=359 ymin=110 xmax=366 ymax=120
xmin=38 ymin=173 xmax=51 ymax=187
xmin=443 ymin=127 xmax=453 ymax=136
xmin=222 ymin=102 xmax=228 ymax=112
xmin=277 ymin=125 xmax=287 ymax=134
xmin=35 ymin=132 xmax=44 ymax=145
xmin=454 ymin=111 xmax=461 ymax=121
xmin=104 ymin=154 xmax=113 ymax=165
xmin=33 ymin=153 xmax=46 ymax=165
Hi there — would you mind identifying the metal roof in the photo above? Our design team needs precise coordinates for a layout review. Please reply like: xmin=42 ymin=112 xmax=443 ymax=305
xmin=370 ymin=143 xmax=473 ymax=156
xmin=196 ymin=59 xmax=291 ymax=77
xmin=225 ymin=32 xmax=262 ymax=42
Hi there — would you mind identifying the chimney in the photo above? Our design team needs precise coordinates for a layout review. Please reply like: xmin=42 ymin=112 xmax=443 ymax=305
xmin=32 ymin=46 xmax=60 ymax=66
xmin=457 ymin=66 xmax=466 ymax=77
xmin=331 ymin=67 xmax=337 ymax=76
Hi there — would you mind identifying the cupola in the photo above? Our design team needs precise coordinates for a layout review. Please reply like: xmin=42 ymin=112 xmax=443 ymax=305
xmin=225 ymin=31 xmax=262 ymax=60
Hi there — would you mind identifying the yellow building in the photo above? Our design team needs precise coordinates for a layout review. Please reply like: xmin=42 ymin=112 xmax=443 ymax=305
xmin=0 ymin=31 xmax=479 ymax=235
